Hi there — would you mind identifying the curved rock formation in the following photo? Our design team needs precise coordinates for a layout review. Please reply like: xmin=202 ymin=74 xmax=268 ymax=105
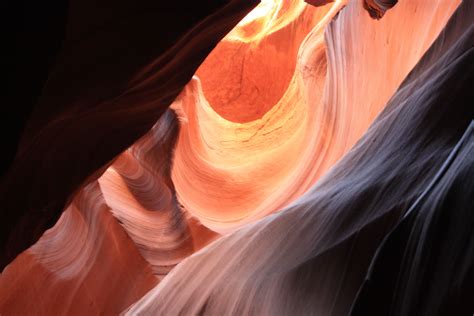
xmin=0 ymin=0 xmax=258 ymax=270
xmin=2 ymin=0 xmax=473 ymax=314
xmin=170 ymin=0 xmax=459 ymax=233
xmin=125 ymin=0 xmax=471 ymax=315
xmin=1 ymin=110 xmax=217 ymax=314
xmin=0 ymin=182 xmax=158 ymax=315
xmin=170 ymin=1 xmax=342 ymax=233
xmin=351 ymin=123 xmax=474 ymax=315
xmin=99 ymin=110 xmax=218 ymax=278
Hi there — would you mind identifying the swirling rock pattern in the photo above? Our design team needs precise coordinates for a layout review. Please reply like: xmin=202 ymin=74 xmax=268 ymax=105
xmin=0 ymin=183 xmax=158 ymax=315
xmin=2 ymin=0 xmax=473 ymax=315
xmin=99 ymin=110 xmax=218 ymax=278
xmin=0 ymin=0 xmax=258 ymax=270
xmin=170 ymin=0 xmax=459 ymax=233
xmin=125 ymin=1 xmax=472 ymax=314
xmin=1 ymin=111 xmax=218 ymax=314
xmin=170 ymin=1 xmax=343 ymax=233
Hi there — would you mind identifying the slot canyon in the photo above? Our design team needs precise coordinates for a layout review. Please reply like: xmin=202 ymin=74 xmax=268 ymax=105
xmin=2 ymin=0 xmax=473 ymax=315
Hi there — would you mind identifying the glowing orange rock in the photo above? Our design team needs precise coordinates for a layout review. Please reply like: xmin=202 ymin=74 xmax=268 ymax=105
xmin=125 ymin=0 xmax=467 ymax=314
xmin=171 ymin=1 xmax=345 ymax=233
xmin=0 ymin=111 xmax=217 ymax=314
xmin=169 ymin=0 xmax=460 ymax=234
xmin=197 ymin=0 xmax=326 ymax=122
xmin=99 ymin=110 xmax=218 ymax=278
xmin=1 ymin=0 xmax=467 ymax=314
xmin=0 ymin=183 xmax=158 ymax=315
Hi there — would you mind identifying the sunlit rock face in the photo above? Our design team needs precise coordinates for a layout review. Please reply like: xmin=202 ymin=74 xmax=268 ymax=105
xmin=126 ymin=0 xmax=472 ymax=314
xmin=99 ymin=110 xmax=218 ymax=278
xmin=169 ymin=0 xmax=459 ymax=233
xmin=170 ymin=1 xmax=339 ymax=233
xmin=2 ymin=0 xmax=473 ymax=315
